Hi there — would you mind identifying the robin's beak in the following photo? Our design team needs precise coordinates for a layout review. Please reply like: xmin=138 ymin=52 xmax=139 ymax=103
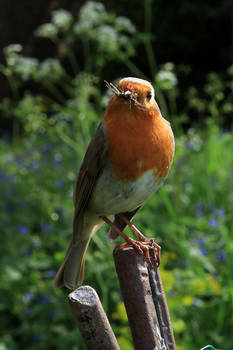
xmin=104 ymin=80 xmax=138 ymax=105
xmin=119 ymin=90 xmax=139 ymax=105
xmin=119 ymin=90 xmax=131 ymax=100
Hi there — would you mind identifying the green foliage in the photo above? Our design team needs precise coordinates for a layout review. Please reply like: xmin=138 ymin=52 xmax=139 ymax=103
xmin=0 ymin=2 xmax=232 ymax=350
xmin=1 ymin=120 xmax=232 ymax=350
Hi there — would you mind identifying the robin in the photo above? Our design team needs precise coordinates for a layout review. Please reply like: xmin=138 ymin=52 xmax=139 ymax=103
xmin=54 ymin=77 xmax=175 ymax=289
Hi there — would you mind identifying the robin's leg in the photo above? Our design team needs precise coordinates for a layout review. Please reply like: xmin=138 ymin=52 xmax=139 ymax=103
xmin=118 ymin=213 xmax=161 ymax=265
xmin=100 ymin=216 xmax=153 ymax=266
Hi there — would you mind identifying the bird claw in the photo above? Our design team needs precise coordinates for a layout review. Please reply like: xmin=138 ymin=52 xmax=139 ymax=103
xmin=100 ymin=215 xmax=160 ymax=268
xmin=119 ymin=238 xmax=160 ymax=268
xmin=137 ymin=239 xmax=160 ymax=268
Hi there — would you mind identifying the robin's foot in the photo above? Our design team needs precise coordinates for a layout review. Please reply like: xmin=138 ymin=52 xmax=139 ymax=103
xmin=118 ymin=213 xmax=161 ymax=265
xmin=100 ymin=216 xmax=159 ymax=267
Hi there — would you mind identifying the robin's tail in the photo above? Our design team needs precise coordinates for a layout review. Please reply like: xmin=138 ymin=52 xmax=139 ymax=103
xmin=54 ymin=237 xmax=91 ymax=289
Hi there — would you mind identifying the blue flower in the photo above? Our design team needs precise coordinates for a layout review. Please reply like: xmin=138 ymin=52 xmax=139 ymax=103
xmin=196 ymin=208 xmax=204 ymax=217
xmin=209 ymin=218 xmax=218 ymax=228
xmin=43 ymin=143 xmax=54 ymax=152
xmin=196 ymin=238 xmax=206 ymax=246
xmin=23 ymin=308 xmax=30 ymax=316
xmin=33 ymin=333 xmax=40 ymax=341
xmin=57 ymin=180 xmax=65 ymax=188
xmin=216 ymin=209 xmax=225 ymax=218
xmin=195 ymin=202 xmax=204 ymax=217
xmin=47 ymin=270 xmax=56 ymax=277
xmin=40 ymin=223 xmax=52 ymax=231
xmin=40 ymin=296 xmax=50 ymax=304
xmin=200 ymin=248 xmax=207 ymax=256
xmin=0 ymin=170 xmax=12 ymax=182
xmin=18 ymin=225 xmax=29 ymax=235
xmin=177 ymin=155 xmax=186 ymax=167
xmin=218 ymin=252 xmax=227 ymax=261
xmin=25 ymin=293 xmax=34 ymax=301
xmin=192 ymin=299 xmax=200 ymax=307
xmin=2 ymin=220 xmax=9 ymax=227
xmin=49 ymin=310 xmax=55 ymax=318
xmin=23 ymin=248 xmax=31 ymax=256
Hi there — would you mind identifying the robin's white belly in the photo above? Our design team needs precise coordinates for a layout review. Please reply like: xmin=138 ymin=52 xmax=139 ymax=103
xmin=87 ymin=164 xmax=163 ymax=215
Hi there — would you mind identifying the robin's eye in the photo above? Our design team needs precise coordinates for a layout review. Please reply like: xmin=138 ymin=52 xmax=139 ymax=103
xmin=146 ymin=91 xmax=152 ymax=101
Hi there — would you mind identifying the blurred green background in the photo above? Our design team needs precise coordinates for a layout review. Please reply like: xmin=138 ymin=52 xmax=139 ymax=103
xmin=0 ymin=1 xmax=232 ymax=349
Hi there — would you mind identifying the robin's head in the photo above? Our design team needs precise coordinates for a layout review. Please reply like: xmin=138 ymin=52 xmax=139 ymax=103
xmin=105 ymin=77 xmax=156 ymax=110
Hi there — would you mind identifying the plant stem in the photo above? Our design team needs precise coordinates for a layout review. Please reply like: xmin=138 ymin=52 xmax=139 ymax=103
xmin=144 ymin=0 xmax=157 ymax=78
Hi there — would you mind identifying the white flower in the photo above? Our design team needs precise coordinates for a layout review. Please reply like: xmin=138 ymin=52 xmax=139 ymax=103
xmin=35 ymin=23 xmax=58 ymax=40
xmin=52 ymin=9 xmax=72 ymax=31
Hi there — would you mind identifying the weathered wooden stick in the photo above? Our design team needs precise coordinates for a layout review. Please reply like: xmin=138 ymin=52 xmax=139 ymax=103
xmin=68 ymin=286 xmax=120 ymax=350
xmin=148 ymin=267 xmax=176 ymax=349
xmin=114 ymin=245 xmax=176 ymax=350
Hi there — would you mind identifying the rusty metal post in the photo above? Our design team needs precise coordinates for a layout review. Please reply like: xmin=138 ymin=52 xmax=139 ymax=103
xmin=114 ymin=245 xmax=176 ymax=350
xmin=68 ymin=286 xmax=120 ymax=350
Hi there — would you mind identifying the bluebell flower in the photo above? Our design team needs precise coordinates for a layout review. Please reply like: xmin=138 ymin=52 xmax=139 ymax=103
xmin=177 ymin=155 xmax=186 ymax=167
xmin=209 ymin=218 xmax=218 ymax=228
xmin=182 ymin=181 xmax=189 ymax=187
xmin=40 ymin=296 xmax=50 ymax=304
xmin=18 ymin=225 xmax=29 ymax=235
xmin=23 ymin=308 xmax=30 ymax=316
xmin=218 ymin=252 xmax=227 ymax=261
xmin=49 ymin=310 xmax=55 ymax=318
xmin=196 ymin=238 xmax=206 ymax=246
xmin=33 ymin=333 xmax=40 ymax=341
xmin=40 ymin=223 xmax=52 ymax=231
xmin=47 ymin=270 xmax=56 ymax=277
xmin=17 ymin=161 xmax=26 ymax=169
xmin=200 ymin=248 xmax=207 ymax=256
xmin=43 ymin=143 xmax=54 ymax=152
xmin=0 ymin=170 xmax=12 ymax=182
xmin=57 ymin=180 xmax=65 ymax=188
xmin=195 ymin=202 xmax=204 ymax=217
xmin=196 ymin=208 xmax=204 ymax=217
xmin=0 ymin=170 xmax=4 ymax=179
xmin=25 ymin=293 xmax=34 ymax=301
xmin=2 ymin=220 xmax=9 ymax=227
xmin=192 ymin=299 xmax=200 ymax=307
xmin=23 ymin=248 xmax=31 ymax=256
xmin=216 ymin=209 xmax=225 ymax=218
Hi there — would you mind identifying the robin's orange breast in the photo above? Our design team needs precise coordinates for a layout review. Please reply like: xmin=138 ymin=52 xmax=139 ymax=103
xmin=103 ymin=100 xmax=175 ymax=182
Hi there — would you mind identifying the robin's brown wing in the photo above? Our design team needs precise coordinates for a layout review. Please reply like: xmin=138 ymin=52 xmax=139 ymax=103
xmin=108 ymin=206 xmax=143 ymax=240
xmin=73 ymin=123 xmax=108 ymax=236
